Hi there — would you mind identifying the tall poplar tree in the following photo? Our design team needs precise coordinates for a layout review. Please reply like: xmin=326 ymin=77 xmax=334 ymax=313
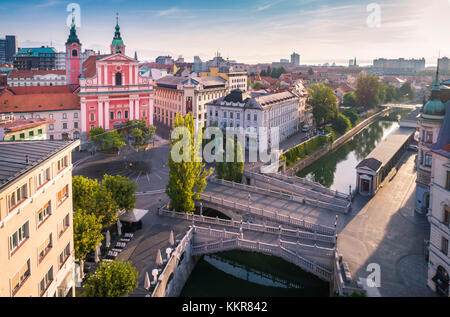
xmin=166 ymin=114 xmax=213 ymax=213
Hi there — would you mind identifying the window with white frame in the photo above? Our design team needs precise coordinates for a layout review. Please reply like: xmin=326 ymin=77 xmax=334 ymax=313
xmin=7 ymin=183 xmax=28 ymax=211
xmin=37 ymin=201 xmax=51 ymax=226
xmin=11 ymin=259 xmax=31 ymax=296
xmin=38 ymin=233 xmax=52 ymax=263
xmin=39 ymin=266 xmax=53 ymax=296
xmin=9 ymin=221 xmax=30 ymax=253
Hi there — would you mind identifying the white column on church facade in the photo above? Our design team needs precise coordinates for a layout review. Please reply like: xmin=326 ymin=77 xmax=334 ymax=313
xmin=149 ymin=98 xmax=154 ymax=126
xmin=129 ymin=65 xmax=132 ymax=85
xmin=98 ymin=101 xmax=104 ymax=129
xmin=104 ymin=101 xmax=110 ymax=130
xmin=81 ymin=101 xmax=87 ymax=132
xmin=103 ymin=66 xmax=107 ymax=86
xmin=98 ymin=65 xmax=102 ymax=85
xmin=135 ymin=99 xmax=140 ymax=120
xmin=129 ymin=99 xmax=134 ymax=120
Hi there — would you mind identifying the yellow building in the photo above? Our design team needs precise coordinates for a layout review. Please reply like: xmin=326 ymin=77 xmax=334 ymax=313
xmin=0 ymin=140 xmax=79 ymax=297
xmin=200 ymin=67 xmax=248 ymax=91
xmin=0 ymin=115 xmax=54 ymax=141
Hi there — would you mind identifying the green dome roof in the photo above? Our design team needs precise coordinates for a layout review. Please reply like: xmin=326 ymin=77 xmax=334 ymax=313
xmin=423 ymin=99 xmax=445 ymax=116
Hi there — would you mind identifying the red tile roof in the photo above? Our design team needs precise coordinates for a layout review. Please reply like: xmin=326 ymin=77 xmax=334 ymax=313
xmin=0 ymin=85 xmax=80 ymax=113
xmin=0 ymin=117 xmax=55 ymax=132
xmin=8 ymin=69 xmax=66 ymax=79
xmin=82 ymin=55 xmax=106 ymax=78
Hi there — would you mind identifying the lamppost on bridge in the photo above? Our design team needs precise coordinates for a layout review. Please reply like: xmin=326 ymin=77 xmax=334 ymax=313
xmin=199 ymin=202 xmax=203 ymax=216
xmin=248 ymin=193 xmax=251 ymax=207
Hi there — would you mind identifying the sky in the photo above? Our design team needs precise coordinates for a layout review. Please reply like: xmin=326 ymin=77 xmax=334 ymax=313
xmin=0 ymin=0 xmax=449 ymax=66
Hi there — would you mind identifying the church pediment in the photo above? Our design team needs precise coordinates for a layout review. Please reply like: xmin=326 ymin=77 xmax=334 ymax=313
xmin=99 ymin=54 xmax=137 ymax=63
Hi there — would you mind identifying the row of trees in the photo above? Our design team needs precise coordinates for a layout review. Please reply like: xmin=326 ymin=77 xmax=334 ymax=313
xmin=343 ymin=74 xmax=416 ymax=110
xmin=281 ymin=135 xmax=331 ymax=167
xmin=72 ymin=174 xmax=138 ymax=296
xmin=89 ymin=120 xmax=157 ymax=152
xmin=216 ymin=138 xmax=244 ymax=183
xmin=166 ymin=114 xmax=213 ymax=213
xmin=260 ymin=66 xmax=287 ymax=78
xmin=308 ymin=83 xmax=353 ymax=135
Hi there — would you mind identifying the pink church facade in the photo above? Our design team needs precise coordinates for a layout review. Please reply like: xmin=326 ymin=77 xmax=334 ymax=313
xmin=70 ymin=19 xmax=154 ymax=137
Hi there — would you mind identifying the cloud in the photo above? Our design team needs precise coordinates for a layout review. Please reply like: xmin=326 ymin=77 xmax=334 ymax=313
xmin=35 ymin=0 xmax=65 ymax=8
xmin=156 ymin=8 xmax=182 ymax=17
xmin=256 ymin=0 xmax=282 ymax=11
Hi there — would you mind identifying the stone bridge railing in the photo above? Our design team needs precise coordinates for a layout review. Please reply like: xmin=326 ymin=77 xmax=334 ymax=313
xmin=198 ymin=192 xmax=337 ymax=236
xmin=243 ymin=171 xmax=351 ymax=213
xmin=212 ymin=175 xmax=351 ymax=214
xmin=248 ymin=170 xmax=350 ymax=201
xmin=151 ymin=227 xmax=194 ymax=297
xmin=158 ymin=208 xmax=336 ymax=244
xmin=193 ymin=225 xmax=335 ymax=258
xmin=191 ymin=226 xmax=332 ymax=282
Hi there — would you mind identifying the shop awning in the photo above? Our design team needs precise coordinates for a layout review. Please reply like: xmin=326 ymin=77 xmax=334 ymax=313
xmin=119 ymin=209 xmax=149 ymax=223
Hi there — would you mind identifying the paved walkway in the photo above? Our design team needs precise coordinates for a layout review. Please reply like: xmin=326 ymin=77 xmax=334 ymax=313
xmin=337 ymin=152 xmax=436 ymax=297
xmin=202 ymin=181 xmax=340 ymax=228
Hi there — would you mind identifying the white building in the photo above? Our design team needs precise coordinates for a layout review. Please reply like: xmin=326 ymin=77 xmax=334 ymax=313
xmin=55 ymin=49 xmax=96 ymax=70
xmin=7 ymin=69 xmax=66 ymax=87
xmin=206 ymin=89 xmax=299 ymax=149
xmin=415 ymin=72 xmax=446 ymax=214
xmin=427 ymin=101 xmax=449 ymax=297
xmin=154 ymin=75 xmax=228 ymax=129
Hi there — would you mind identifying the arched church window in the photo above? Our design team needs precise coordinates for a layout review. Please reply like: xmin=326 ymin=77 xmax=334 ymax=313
xmin=72 ymin=49 xmax=78 ymax=57
xmin=115 ymin=72 xmax=122 ymax=86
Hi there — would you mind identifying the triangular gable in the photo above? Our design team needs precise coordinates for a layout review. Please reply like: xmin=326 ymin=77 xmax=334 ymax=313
xmin=99 ymin=53 xmax=138 ymax=63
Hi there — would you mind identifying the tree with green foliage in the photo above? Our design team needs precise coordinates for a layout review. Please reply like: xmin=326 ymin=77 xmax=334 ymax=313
xmin=342 ymin=92 xmax=356 ymax=108
xmin=383 ymin=84 xmax=399 ymax=103
xmin=83 ymin=260 xmax=138 ymax=297
xmin=89 ymin=127 xmax=125 ymax=152
xmin=342 ymin=108 xmax=358 ymax=126
xmin=92 ymin=187 xmax=119 ymax=228
xmin=308 ymin=83 xmax=338 ymax=125
xmin=399 ymin=82 xmax=415 ymax=100
xmin=308 ymin=67 xmax=314 ymax=75
xmin=217 ymin=138 xmax=244 ymax=183
xmin=356 ymin=74 xmax=383 ymax=109
xmin=125 ymin=120 xmax=156 ymax=146
xmin=166 ymin=113 xmax=213 ymax=213
xmin=253 ymin=82 xmax=263 ymax=90
xmin=101 ymin=174 xmax=137 ymax=212
xmin=72 ymin=176 xmax=100 ymax=211
xmin=332 ymin=113 xmax=352 ymax=135
xmin=73 ymin=210 xmax=104 ymax=279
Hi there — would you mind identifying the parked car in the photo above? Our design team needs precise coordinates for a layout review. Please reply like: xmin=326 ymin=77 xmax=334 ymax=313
xmin=408 ymin=144 xmax=418 ymax=151
xmin=302 ymin=125 xmax=310 ymax=132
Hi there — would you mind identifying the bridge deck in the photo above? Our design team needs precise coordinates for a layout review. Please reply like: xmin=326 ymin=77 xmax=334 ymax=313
xmin=203 ymin=181 xmax=339 ymax=228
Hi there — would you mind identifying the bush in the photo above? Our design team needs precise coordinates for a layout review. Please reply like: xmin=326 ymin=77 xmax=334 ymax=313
xmin=332 ymin=113 xmax=352 ymax=135
xmin=342 ymin=109 xmax=358 ymax=126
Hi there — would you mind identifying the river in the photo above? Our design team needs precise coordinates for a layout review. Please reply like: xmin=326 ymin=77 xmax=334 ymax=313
xmin=297 ymin=108 xmax=413 ymax=193
xmin=180 ymin=108 xmax=412 ymax=297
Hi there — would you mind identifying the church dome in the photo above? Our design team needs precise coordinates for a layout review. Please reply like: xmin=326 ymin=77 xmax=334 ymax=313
xmin=423 ymin=99 xmax=445 ymax=116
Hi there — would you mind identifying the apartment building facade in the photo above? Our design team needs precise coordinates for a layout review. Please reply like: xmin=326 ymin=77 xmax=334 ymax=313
xmin=7 ymin=70 xmax=66 ymax=87
xmin=154 ymin=75 xmax=228 ymax=129
xmin=206 ymin=89 xmax=299 ymax=150
xmin=427 ymin=101 xmax=450 ymax=297
xmin=0 ymin=140 xmax=79 ymax=297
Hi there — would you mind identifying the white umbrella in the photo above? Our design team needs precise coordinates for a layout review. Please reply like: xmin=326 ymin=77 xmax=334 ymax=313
xmin=117 ymin=219 xmax=122 ymax=237
xmin=165 ymin=248 xmax=173 ymax=261
xmin=144 ymin=272 xmax=151 ymax=290
xmin=156 ymin=249 xmax=163 ymax=267
xmin=151 ymin=269 xmax=159 ymax=285
xmin=105 ymin=231 xmax=111 ymax=248
xmin=94 ymin=245 xmax=100 ymax=263
xmin=169 ymin=230 xmax=175 ymax=247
